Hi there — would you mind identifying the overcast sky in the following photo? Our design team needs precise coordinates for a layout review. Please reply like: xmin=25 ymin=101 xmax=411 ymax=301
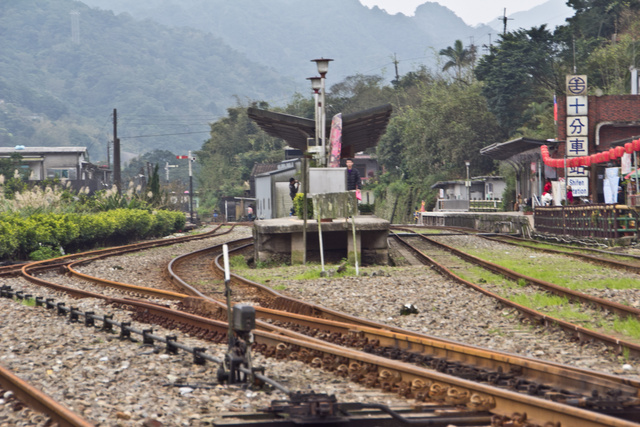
xmin=359 ymin=0 xmax=550 ymax=26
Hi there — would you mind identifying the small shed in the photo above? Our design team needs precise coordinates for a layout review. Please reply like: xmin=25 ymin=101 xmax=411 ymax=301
xmin=254 ymin=159 xmax=301 ymax=220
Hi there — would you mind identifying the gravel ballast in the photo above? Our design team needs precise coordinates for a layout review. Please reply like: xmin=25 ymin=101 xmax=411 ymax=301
xmin=1 ymin=225 xmax=638 ymax=426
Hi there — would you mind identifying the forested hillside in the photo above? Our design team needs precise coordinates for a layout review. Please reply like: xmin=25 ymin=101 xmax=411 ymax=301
xmin=81 ymin=0 xmax=495 ymax=82
xmin=0 ymin=0 xmax=295 ymax=159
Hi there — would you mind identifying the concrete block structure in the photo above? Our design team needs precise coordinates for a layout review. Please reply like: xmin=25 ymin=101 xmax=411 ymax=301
xmin=253 ymin=217 xmax=389 ymax=265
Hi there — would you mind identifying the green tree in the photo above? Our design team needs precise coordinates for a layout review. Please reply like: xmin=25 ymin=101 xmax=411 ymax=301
xmin=584 ymin=18 xmax=640 ymax=94
xmin=327 ymin=74 xmax=394 ymax=116
xmin=147 ymin=163 xmax=161 ymax=205
xmin=475 ymin=25 xmax=560 ymax=134
xmin=562 ymin=0 xmax=640 ymax=41
xmin=196 ymin=102 xmax=284 ymax=210
xmin=377 ymin=77 xmax=504 ymax=193
xmin=439 ymin=39 xmax=476 ymax=81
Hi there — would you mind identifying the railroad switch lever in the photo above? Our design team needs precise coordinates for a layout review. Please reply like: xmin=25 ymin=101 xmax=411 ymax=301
xmin=218 ymin=304 xmax=264 ymax=386
xmin=262 ymin=392 xmax=348 ymax=423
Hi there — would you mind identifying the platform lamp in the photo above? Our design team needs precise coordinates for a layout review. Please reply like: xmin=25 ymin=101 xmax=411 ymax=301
xmin=311 ymin=58 xmax=333 ymax=166
xmin=465 ymin=160 xmax=471 ymax=201
xmin=307 ymin=76 xmax=322 ymax=153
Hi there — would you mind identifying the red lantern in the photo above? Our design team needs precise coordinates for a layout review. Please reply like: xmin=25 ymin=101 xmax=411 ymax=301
xmin=634 ymin=139 xmax=640 ymax=152
xmin=626 ymin=143 xmax=633 ymax=154
xmin=584 ymin=156 xmax=591 ymax=167
xmin=616 ymin=146 xmax=624 ymax=158
xmin=604 ymin=151 xmax=611 ymax=161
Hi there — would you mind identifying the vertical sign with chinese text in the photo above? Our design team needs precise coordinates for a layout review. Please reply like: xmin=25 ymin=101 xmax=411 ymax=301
xmin=565 ymin=75 xmax=589 ymax=196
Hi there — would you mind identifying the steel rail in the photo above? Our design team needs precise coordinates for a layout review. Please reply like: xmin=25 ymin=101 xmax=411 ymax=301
xmin=392 ymin=226 xmax=640 ymax=318
xmin=390 ymin=230 xmax=640 ymax=358
xmin=9 ymin=281 xmax=638 ymax=427
xmin=11 ymin=243 xmax=640 ymax=427
xmin=20 ymin=223 xmax=229 ymax=277
xmin=481 ymin=234 xmax=640 ymax=273
xmin=164 ymin=238 xmax=254 ymax=297
xmin=0 ymin=363 xmax=95 ymax=427
xmin=23 ymin=224 xmax=233 ymax=297
xmin=53 ymin=234 xmax=640 ymax=400
xmin=398 ymin=229 xmax=640 ymax=319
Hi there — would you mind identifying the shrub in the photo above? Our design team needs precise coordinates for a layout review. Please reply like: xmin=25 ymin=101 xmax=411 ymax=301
xmin=293 ymin=193 xmax=313 ymax=218
xmin=29 ymin=245 xmax=63 ymax=261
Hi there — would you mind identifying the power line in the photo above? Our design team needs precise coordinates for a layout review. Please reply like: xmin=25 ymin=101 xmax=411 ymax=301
xmin=119 ymin=130 xmax=211 ymax=139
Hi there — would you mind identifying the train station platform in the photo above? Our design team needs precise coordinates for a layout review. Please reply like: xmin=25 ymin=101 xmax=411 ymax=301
xmin=420 ymin=211 xmax=533 ymax=233
xmin=253 ymin=216 xmax=389 ymax=265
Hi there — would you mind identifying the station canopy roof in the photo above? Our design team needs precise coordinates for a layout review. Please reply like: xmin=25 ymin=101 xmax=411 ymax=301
xmin=247 ymin=104 xmax=392 ymax=153
xmin=480 ymin=137 xmax=556 ymax=161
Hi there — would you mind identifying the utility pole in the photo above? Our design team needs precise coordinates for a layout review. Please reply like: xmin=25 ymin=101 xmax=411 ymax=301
xmin=499 ymin=8 xmax=513 ymax=35
xmin=188 ymin=151 xmax=194 ymax=224
xmin=392 ymin=53 xmax=399 ymax=82
xmin=113 ymin=108 xmax=121 ymax=194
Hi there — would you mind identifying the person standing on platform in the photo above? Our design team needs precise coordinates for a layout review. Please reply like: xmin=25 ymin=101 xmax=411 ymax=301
xmin=346 ymin=159 xmax=361 ymax=191
xmin=566 ymin=186 xmax=574 ymax=205
xmin=289 ymin=178 xmax=299 ymax=216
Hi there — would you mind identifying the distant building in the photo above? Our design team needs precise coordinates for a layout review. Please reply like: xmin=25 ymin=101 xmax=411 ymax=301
xmin=0 ymin=146 xmax=111 ymax=193
xmin=431 ymin=176 xmax=505 ymax=211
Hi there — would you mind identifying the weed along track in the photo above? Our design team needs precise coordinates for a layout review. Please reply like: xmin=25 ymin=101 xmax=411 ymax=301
xmin=392 ymin=228 xmax=640 ymax=353
xmin=482 ymin=234 xmax=640 ymax=274
xmin=3 ymin=225 xmax=640 ymax=425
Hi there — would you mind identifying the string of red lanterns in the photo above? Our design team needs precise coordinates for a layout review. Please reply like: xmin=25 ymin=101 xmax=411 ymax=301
xmin=540 ymin=139 xmax=640 ymax=168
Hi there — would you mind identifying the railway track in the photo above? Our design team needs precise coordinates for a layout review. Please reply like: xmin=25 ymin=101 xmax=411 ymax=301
xmin=481 ymin=234 xmax=640 ymax=274
xmin=162 ymin=237 xmax=640 ymax=425
xmin=3 ymin=227 xmax=640 ymax=425
xmin=390 ymin=229 xmax=640 ymax=353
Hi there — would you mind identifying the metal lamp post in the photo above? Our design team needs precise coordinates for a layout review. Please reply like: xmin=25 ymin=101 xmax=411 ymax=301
xmin=465 ymin=161 xmax=471 ymax=201
xmin=311 ymin=58 xmax=333 ymax=166
xmin=306 ymin=76 xmax=322 ymax=151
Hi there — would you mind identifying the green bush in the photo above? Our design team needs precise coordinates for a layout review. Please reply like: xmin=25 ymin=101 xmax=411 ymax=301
xmin=358 ymin=203 xmax=374 ymax=214
xmin=29 ymin=245 xmax=63 ymax=261
xmin=293 ymin=193 xmax=313 ymax=219
xmin=0 ymin=209 xmax=186 ymax=261
xmin=150 ymin=210 xmax=185 ymax=236
xmin=0 ymin=221 xmax=18 ymax=259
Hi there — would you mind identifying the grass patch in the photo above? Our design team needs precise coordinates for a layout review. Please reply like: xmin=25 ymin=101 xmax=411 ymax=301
xmin=456 ymin=266 xmax=512 ymax=287
xmin=230 ymin=255 xmax=247 ymax=269
xmin=510 ymin=292 xmax=568 ymax=308
xmin=465 ymin=249 xmax=638 ymax=291
xmin=19 ymin=297 xmax=36 ymax=307
xmin=612 ymin=316 xmax=640 ymax=340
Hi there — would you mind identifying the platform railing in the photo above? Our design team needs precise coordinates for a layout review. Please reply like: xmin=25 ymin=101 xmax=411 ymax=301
xmin=470 ymin=199 xmax=501 ymax=212
xmin=435 ymin=199 xmax=469 ymax=211
xmin=534 ymin=203 xmax=638 ymax=239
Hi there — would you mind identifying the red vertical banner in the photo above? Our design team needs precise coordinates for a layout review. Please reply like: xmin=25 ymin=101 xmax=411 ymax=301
xmin=328 ymin=113 xmax=342 ymax=168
